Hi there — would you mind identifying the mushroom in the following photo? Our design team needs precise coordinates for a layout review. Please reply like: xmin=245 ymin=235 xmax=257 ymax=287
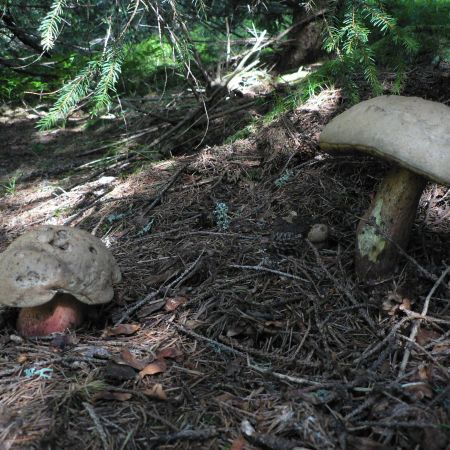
xmin=0 ymin=226 xmax=121 ymax=336
xmin=307 ymin=223 xmax=329 ymax=244
xmin=319 ymin=95 xmax=450 ymax=279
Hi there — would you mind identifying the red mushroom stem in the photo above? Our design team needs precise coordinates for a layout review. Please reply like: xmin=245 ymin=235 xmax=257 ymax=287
xmin=17 ymin=293 xmax=85 ymax=337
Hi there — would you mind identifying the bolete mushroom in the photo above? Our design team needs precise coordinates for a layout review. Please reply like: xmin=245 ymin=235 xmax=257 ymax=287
xmin=0 ymin=226 xmax=121 ymax=336
xmin=319 ymin=95 xmax=450 ymax=279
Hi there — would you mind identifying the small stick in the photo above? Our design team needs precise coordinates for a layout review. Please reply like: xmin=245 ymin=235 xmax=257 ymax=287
xmin=229 ymin=264 xmax=309 ymax=282
xmin=248 ymin=361 xmax=323 ymax=386
xmin=398 ymin=266 xmax=450 ymax=378
xmin=91 ymin=213 xmax=108 ymax=236
xmin=63 ymin=188 xmax=112 ymax=226
xmin=83 ymin=402 xmax=109 ymax=449
xmin=401 ymin=309 xmax=450 ymax=325
xmin=170 ymin=322 xmax=246 ymax=357
xmin=142 ymin=163 xmax=188 ymax=215
xmin=344 ymin=397 xmax=377 ymax=421
xmin=347 ymin=421 xmax=440 ymax=432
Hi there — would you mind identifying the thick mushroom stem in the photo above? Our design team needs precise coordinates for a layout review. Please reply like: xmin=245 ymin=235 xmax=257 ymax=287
xmin=17 ymin=293 xmax=85 ymax=337
xmin=355 ymin=167 xmax=426 ymax=280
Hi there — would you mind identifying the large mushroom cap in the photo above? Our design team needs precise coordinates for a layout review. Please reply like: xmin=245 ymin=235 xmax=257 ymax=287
xmin=0 ymin=226 xmax=122 ymax=308
xmin=319 ymin=95 xmax=450 ymax=185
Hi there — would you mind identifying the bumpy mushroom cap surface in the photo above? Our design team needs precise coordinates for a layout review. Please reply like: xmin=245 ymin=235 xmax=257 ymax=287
xmin=0 ymin=226 xmax=122 ymax=308
xmin=320 ymin=95 xmax=450 ymax=185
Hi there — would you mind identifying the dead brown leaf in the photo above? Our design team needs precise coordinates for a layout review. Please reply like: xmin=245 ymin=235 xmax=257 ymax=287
xmin=142 ymin=383 xmax=167 ymax=401
xmin=215 ymin=392 xmax=235 ymax=403
xmin=139 ymin=360 xmax=167 ymax=378
xmin=92 ymin=391 xmax=133 ymax=402
xmin=230 ymin=437 xmax=247 ymax=450
xmin=226 ymin=326 xmax=243 ymax=338
xmin=104 ymin=362 xmax=137 ymax=383
xmin=404 ymin=382 xmax=433 ymax=400
xmin=156 ymin=346 xmax=183 ymax=360
xmin=184 ymin=319 xmax=202 ymax=329
xmin=418 ymin=364 xmax=432 ymax=381
xmin=383 ymin=292 xmax=413 ymax=316
xmin=136 ymin=300 xmax=165 ymax=318
xmin=398 ymin=297 xmax=412 ymax=311
xmin=16 ymin=354 xmax=28 ymax=364
xmin=119 ymin=348 xmax=147 ymax=370
xmin=104 ymin=324 xmax=140 ymax=337
xmin=164 ymin=296 xmax=188 ymax=311
xmin=416 ymin=328 xmax=441 ymax=346
xmin=432 ymin=341 xmax=450 ymax=354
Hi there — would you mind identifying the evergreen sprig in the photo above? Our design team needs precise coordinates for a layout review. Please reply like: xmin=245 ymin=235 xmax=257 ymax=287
xmin=39 ymin=0 xmax=67 ymax=51
xmin=38 ymin=61 xmax=99 ymax=129
xmin=323 ymin=0 xmax=419 ymax=98
xmin=91 ymin=47 xmax=123 ymax=115
xmin=37 ymin=45 xmax=124 ymax=129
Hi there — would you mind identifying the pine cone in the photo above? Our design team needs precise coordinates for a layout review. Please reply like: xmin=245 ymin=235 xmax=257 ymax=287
xmin=267 ymin=213 xmax=308 ymax=255
xmin=270 ymin=230 xmax=303 ymax=255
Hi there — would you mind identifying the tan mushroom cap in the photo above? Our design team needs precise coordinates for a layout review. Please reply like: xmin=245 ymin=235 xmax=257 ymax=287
xmin=0 ymin=226 xmax=122 ymax=308
xmin=319 ymin=96 xmax=450 ymax=185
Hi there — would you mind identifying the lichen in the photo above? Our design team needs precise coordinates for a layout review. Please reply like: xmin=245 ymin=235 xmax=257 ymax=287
xmin=357 ymin=201 xmax=387 ymax=263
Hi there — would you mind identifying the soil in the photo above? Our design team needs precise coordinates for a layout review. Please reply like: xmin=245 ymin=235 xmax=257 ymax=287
xmin=0 ymin=66 xmax=449 ymax=450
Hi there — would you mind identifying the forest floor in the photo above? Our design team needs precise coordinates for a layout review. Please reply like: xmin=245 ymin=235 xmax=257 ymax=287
xmin=0 ymin=65 xmax=449 ymax=450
